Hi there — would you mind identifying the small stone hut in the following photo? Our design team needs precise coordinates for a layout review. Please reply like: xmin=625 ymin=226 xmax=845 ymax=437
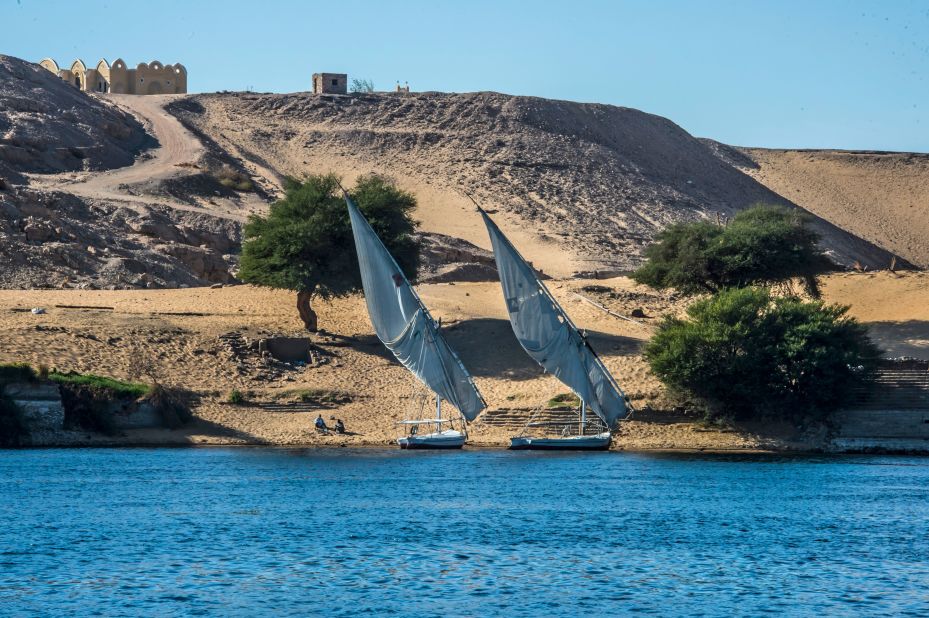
xmin=312 ymin=72 xmax=347 ymax=95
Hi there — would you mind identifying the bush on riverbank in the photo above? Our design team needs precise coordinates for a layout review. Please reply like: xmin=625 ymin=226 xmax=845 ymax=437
xmin=644 ymin=287 xmax=880 ymax=422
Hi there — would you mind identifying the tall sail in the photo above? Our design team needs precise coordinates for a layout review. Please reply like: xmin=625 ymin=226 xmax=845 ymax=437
xmin=347 ymin=196 xmax=486 ymax=421
xmin=480 ymin=210 xmax=628 ymax=427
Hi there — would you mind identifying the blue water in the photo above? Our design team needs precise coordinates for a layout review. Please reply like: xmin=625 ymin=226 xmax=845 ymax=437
xmin=1 ymin=449 xmax=928 ymax=616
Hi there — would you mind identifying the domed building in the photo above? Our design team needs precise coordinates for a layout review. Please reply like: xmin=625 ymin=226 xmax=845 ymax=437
xmin=39 ymin=57 xmax=187 ymax=95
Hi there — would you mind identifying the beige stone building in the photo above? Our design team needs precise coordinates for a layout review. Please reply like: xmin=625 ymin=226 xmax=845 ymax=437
xmin=39 ymin=58 xmax=187 ymax=95
xmin=312 ymin=72 xmax=347 ymax=95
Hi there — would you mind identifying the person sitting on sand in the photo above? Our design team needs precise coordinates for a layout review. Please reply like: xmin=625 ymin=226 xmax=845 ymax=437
xmin=315 ymin=414 xmax=329 ymax=434
xmin=334 ymin=419 xmax=346 ymax=434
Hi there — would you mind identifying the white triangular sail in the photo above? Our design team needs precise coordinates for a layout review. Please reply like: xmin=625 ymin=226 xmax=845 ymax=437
xmin=347 ymin=196 xmax=486 ymax=421
xmin=480 ymin=210 xmax=628 ymax=427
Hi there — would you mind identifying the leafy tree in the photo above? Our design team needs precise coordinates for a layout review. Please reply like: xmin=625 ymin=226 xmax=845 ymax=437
xmin=239 ymin=173 xmax=419 ymax=331
xmin=644 ymin=287 xmax=880 ymax=422
xmin=350 ymin=78 xmax=375 ymax=93
xmin=632 ymin=204 xmax=832 ymax=296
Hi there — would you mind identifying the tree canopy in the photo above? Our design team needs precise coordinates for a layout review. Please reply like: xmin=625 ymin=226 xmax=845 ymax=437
xmin=632 ymin=204 xmax=832 ymax=296
xmin=644 ymin=287 xmax=879 ymax=422
xmin=239 ymin=173 xmax=419 ymax=330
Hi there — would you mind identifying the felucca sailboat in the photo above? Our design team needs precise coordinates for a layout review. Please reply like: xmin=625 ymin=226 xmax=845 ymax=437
xmin=478 ymin=207 xmax=629 ymax=450
xmin=346 ymin=195 xmax=486 ymax=449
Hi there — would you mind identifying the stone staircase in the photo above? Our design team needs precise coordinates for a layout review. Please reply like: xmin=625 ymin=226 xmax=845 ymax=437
xmin=256 ymin=401 xmax=319 ymax=414
xmin=477 ymin=406 xmax=693 ymax=431
xmin=833 ymin=359 xmax=929 ymax=450
xmin=845 ymin=360 xmax=929 ymax=410
xmin=477 ymin=407 xmax=602 ymax=431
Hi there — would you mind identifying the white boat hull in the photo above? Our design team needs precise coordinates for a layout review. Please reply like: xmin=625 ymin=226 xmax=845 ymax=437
xmin=398 ymin=429 xmax=466 ymax=450
xmin=509 ymin=432 xmax=612 ymax=451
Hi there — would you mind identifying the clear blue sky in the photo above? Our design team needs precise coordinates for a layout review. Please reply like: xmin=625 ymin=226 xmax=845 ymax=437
xmin=5 ymin=0 xmax=928 ymax=151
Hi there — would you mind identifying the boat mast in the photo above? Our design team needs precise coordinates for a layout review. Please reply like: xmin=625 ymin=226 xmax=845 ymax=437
xmin=436 ymin=394 xmax=442 ymax=432
xmin=580 ymin=398 xmax=586 ymax=435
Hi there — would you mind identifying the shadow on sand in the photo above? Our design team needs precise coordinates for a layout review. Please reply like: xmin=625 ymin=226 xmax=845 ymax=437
xmin=322 ymin=318 xmax=642 ymax=381
xmin=865 ymin=321 xmax=929 ymax=359
xmin=443 ymin=317 xmax=642 ymax=381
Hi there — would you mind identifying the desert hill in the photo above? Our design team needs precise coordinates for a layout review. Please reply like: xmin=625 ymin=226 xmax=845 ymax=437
xmin=0 ymin=54 xmax=921 ymax=290
xmin=0 ymin=54 xmax=151 ymax=182
xmin=735 ymin=148 xmax=929 ymax=268
xmin=170 ymin=91 xmax=899 ymax=276
xmin=0 ymin=56 xmax=245 ymax=289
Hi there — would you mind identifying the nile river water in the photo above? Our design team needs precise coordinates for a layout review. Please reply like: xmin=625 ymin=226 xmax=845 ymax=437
xmin=1 ymin=448 xmax=928 ymax=616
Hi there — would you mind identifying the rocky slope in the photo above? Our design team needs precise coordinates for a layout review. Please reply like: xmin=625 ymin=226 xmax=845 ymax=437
xmin=0 ymin=55 xmax=151 ymax=182
xmin=0 ymin=186 xmax=239 ymax=289
xmin=171 ymin=91 xmax=900 ymax=275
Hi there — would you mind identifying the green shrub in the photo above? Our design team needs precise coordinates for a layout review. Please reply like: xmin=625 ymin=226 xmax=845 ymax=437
xmin=644 ymin=287 xmax=880 ymax=422
xmin=227 ymin=389 xmax=245 ymax=404
xmin=0 ymin=395 xmax=28 ymax=446
xmin=0 ymin=363 xmax=36 ymax=386
xmin=632 ymin=204 xmax=831 ymax=297
xmin=547 ymin=393 xmax=580 ymax=409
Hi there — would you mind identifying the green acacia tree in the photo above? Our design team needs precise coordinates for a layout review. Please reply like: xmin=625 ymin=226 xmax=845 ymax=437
xmin=239 ymin=173 xmax=419 ymax=331
xmin=644 ymin=287 xmax=879 ymax=421
xmin=632 ymin=204 xmax=831 ymax=297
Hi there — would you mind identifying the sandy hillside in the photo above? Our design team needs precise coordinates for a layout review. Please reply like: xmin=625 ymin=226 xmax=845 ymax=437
xmin=821 ymin=271 xmax=929 ymax=359
xmin=739 ymin=148 xmax=929 ymax=268
xmin=1 ymin=272 xmax=923 ymax=449
xmin=169 ymin=92 xmax=897 ymax=276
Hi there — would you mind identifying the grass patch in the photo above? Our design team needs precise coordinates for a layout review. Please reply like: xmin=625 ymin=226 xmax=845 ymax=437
xmin=276 ymin=388 xmax=352 ymax=405
xmin=546 ymin=392 xmax=580 ymax=409
xmin=227 ymin=389 xmax=245 ymax=404
xmin=49 ymin=371 xmax=151 ymax=399
xmin=215 ymin=166 xmax=254 ymax=193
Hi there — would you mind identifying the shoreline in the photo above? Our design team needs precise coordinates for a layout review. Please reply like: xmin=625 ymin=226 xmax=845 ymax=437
xmin=6 ymin=442 xmax=929 ymax=457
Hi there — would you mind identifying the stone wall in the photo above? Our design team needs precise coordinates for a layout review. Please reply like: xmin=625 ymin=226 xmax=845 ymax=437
xmin=3 ymin=382 xmax=65 ymax=432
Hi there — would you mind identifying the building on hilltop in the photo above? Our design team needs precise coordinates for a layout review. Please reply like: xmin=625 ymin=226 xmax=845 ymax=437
xmin=312 ymin=72 xmax=347 ymax=95
xmin=39 ymin=58 xmax=187 ymax=95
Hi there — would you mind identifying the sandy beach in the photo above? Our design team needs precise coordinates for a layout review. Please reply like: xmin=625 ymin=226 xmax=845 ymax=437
xmin=3 ymin=271 xmax=925 ymax=450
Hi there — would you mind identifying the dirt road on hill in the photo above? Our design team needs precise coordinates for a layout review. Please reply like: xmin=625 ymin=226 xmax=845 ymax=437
xmin=27 ymin=94 xmax=265 ymax=221
xmin=81 ymin=95 xmax=205 ymax=197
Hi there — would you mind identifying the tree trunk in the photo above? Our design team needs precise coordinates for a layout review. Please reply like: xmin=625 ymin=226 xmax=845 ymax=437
xmin=297 ymin=290 xmax=318 ymax=332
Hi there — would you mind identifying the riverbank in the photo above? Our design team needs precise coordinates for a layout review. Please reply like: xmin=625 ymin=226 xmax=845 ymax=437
xmin=2 ymin=271 xmax=927 ymax=451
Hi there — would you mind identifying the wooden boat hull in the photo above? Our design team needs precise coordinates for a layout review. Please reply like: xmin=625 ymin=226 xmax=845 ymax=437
xmin=398 ymin=430 xmax=466 ymax=450
xmin=509 ymin=432 xmax=612 ymax=451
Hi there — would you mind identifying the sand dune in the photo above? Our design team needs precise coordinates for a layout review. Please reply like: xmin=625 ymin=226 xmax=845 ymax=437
xmin=740 ymin=149 xmax=929 ymax=268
